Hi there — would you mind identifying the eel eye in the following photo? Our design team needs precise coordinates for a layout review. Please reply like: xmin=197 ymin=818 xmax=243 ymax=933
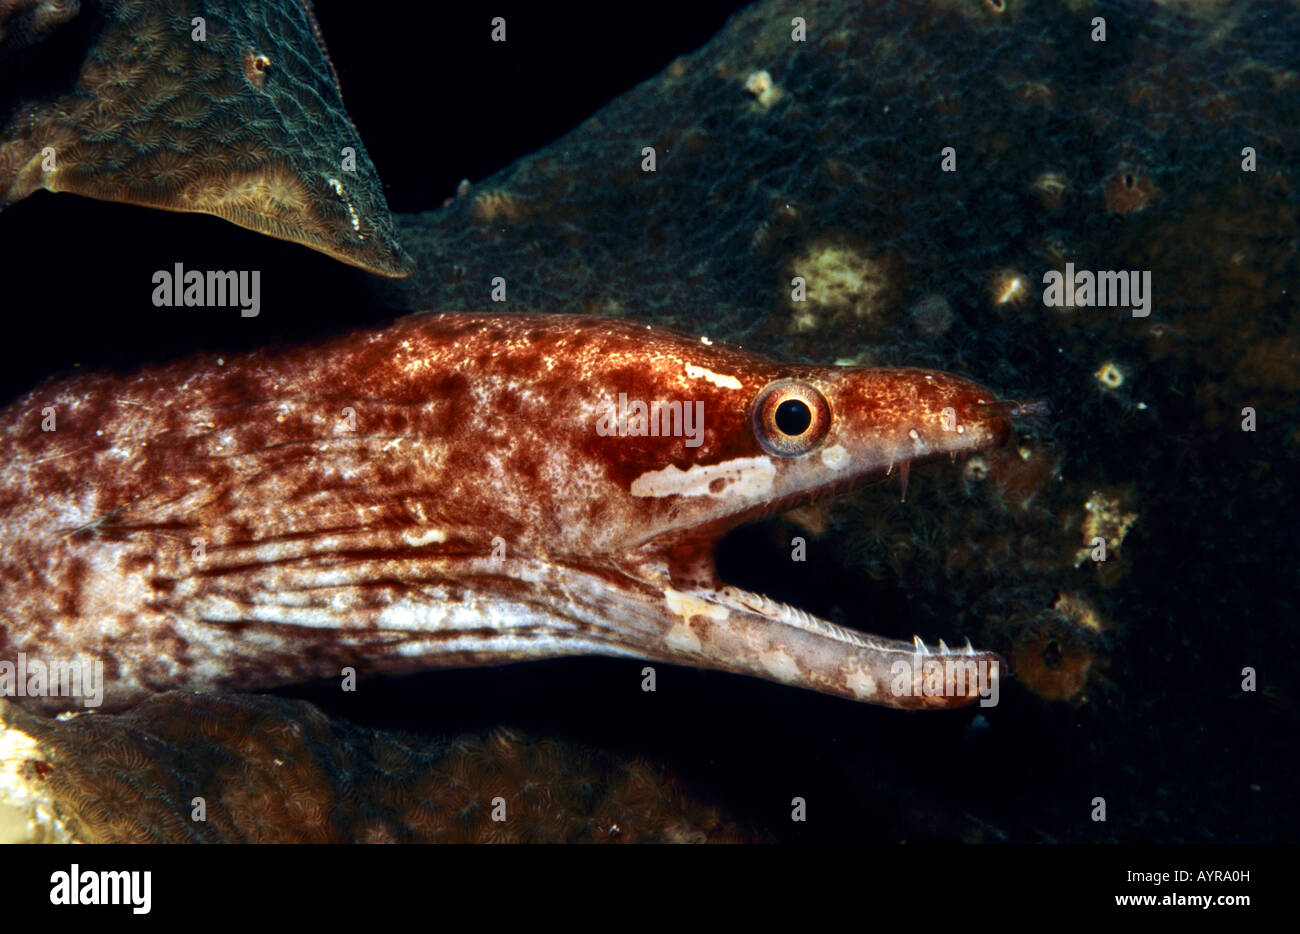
xmin=752 ymin=380 xmax=831 ymax=456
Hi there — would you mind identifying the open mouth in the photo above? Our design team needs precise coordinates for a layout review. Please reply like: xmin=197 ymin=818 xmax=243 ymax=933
xmin=616 ymin=496 xmax=1012 ymax=710
xmin=616 ymin=394 xmax=1047 ymax=709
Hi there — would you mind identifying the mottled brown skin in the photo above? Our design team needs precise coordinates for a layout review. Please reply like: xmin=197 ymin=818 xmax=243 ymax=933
xmin=0 ymin=0 xmax=411 ymax=275
xmin=0 ymin=313 xmax=1013 ymax=712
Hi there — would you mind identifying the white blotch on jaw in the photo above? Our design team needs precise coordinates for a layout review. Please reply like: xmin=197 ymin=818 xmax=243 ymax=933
xmin=663 ymin=589 xmax=728 ymax=654
xmin=759 ymin=648 xmax=800 ymax=682
xmin=845 ymin=666 xmax=878 ymax=698
xmin=820 ymin=443 xmax=849 ymax=470
xmin=684 ymin=363 xmax=742 ymax=390
xmin=665 ymin=621 xmax=702 ymax=654
xmin=664 ymin=588 xmax=729 ymax=621
xmin=631 ymin=456 xmax=775 ymax=499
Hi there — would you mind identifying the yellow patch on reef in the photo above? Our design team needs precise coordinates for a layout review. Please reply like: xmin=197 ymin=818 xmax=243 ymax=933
xmin=991 ymin=269 xmax=1030 ymax=306
xmin=0 ymin=712 xmax=72 ymax=844
xmin=743 ymin=70 xmax=783 ymax=110
xmin=785 ymin=239 xmax=893 ymax=331
xmin=1052 ymin=591 xmax=1108 ymax=633
xmin=1073 ymin=490 xmax=1138 ymax=566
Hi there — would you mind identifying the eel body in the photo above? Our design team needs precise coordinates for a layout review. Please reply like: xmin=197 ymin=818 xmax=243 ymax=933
xmin=0 ymin=313 xmax=1015 ymax=712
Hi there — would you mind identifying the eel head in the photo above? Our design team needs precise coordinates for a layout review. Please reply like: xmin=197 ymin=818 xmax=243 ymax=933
xmin=448 ymin=315 xmax=1022 ymax=709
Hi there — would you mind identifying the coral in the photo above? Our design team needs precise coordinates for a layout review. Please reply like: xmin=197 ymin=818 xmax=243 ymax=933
xmin=1071 ymin=490 xmax=1138 ymax=570
xmin=0 ymin=692 xmax=756 ymax=843
xmin=1009 ymin=617 xmax=1101 ymax=704
xmin=0 ymin=0 xmax=411 ymax=275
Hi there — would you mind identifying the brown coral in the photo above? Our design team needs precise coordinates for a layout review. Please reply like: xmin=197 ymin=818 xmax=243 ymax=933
xmin=0 ymin=692 xmax=757 ymax=843
xmin=0 ymin=0 xmax=411 ymax=275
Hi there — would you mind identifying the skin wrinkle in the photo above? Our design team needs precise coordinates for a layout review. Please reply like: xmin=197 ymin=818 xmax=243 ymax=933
xmin=0 ymin=313 xmax=1019 ymax=713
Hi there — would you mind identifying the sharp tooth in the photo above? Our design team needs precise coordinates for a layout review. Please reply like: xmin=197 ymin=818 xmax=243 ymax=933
xmin=939 ymin=639 xmax=950 ymax=655
xmin=913 ymin=635 xmax=931 ymax=656
xmin=963 ymin=638 xmax=975 ymax=656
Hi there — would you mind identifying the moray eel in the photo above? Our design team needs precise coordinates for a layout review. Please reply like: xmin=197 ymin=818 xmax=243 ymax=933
xmin=0 ymin=314 xmax=1019 ymax=713
xmin=0 ymin=0 xmax=411 ymax=276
